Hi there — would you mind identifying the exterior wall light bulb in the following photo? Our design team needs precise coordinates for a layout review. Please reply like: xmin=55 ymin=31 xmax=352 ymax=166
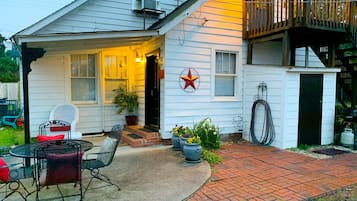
xmin=135 ymin=51 xmax=141 ymax=63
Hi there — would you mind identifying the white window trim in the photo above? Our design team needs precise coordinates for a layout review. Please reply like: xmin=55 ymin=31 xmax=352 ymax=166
xmin=211 ymin=49 xmax=240 ymax=102
xmin=69 ymin=53 xmax=99 ymax=105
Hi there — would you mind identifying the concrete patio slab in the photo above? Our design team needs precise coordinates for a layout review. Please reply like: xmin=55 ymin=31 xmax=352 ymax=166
xmin=2 ymin=136 xmax=211 ymax=201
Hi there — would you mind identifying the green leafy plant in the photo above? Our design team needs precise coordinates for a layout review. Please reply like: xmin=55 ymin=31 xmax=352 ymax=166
xmin=201 ymin=149 xmax=222 ymax=165
xmin=192 ymin=118 xmax=221 ymax=150
xmin=113 ymin=86 xmax=138 ymax=115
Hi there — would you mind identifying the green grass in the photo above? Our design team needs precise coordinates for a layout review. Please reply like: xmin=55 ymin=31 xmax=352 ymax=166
xmin=0 ymin=127 xmax=25 ymax=147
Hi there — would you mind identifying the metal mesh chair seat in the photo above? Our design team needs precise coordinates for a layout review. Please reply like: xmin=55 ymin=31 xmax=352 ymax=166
xmin=82 ymin=124 xmax=122 ymax=195
xmin=82 ymin=159 xmax=105 ymax=170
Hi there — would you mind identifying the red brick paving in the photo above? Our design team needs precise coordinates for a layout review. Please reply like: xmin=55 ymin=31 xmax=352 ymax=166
xmin=188 ymin=143 xmax=357 ymax=201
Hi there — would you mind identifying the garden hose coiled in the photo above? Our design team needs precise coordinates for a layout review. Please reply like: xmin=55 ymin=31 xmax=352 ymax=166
xmin=249 ymin=99 xmax=275 ymax=146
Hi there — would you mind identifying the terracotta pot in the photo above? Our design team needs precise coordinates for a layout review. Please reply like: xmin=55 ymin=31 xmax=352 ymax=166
xmin=126 ymin=115 xmax=137 ymax=125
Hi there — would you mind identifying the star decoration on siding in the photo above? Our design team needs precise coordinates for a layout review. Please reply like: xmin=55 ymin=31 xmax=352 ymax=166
xmin=179 ymin=68 xmax=200 ymax=92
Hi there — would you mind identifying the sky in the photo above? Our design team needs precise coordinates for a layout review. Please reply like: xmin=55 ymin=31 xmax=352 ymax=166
xmin=0 ymin=0 xmax=74 ymax=39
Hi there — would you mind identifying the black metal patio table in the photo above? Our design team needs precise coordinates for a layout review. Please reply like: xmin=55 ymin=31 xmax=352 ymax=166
xmin=6 ymin=139 xmax=93 ymax=199
xmin=9 ymin=139 xmax=93 ymax=158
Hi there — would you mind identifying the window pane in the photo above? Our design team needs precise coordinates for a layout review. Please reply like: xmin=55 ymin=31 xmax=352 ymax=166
xmin=88 ymin=54 xmax=95 ymax=77
xmin=105 ymin=80 xmax=127 ymax=101
xmin=222 ymin=53 xmax=230 ymax=73
xmin=71 ymin=78 xmax=96 ymax=101
xmin=71 ymin=55 xmax=79 ymax=76
xmin=215 ymin=76 xmax=234 ymax=96
xmin=80 ymin=55 xmax=88 ymax=77
xmin=230 ymin=53 xmax=236 ymax=74
xmin=216 ymin=52 xmax=222 ymax=73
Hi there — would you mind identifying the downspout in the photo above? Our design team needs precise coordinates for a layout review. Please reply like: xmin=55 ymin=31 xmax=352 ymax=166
xmin=20 ymin=43 xmax=45 ymax=145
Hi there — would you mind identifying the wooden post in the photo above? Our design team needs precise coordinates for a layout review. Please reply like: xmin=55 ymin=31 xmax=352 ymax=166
xmin=21 ymin=43 xmax=45 ymax=166
xmin=352 ymin=72 xmax=357 ymax=109
xmin=282 ymin=31 xmax=290 ymax=66
xmin=247 ymin=42 xmax=253 ymax=64
xmin=327 ymin=43 xmax=336 ymax=67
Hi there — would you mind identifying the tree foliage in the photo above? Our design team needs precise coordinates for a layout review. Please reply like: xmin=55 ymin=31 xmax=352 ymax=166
xmin=0 ymin=34 xmax=19 ymax=82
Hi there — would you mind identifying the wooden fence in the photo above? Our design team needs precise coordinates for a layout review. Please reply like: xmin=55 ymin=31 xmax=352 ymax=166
xmin=0 ymin=82 xmax=19 ymax=101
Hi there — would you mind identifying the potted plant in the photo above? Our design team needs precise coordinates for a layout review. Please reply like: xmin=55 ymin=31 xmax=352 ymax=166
xmin=113 ymin=86 xmax=139 ymax=125
xmin=171 ymin=125 xmax=185 ymax=150
xmin=183 ymin=135 xmax=202 ymax=162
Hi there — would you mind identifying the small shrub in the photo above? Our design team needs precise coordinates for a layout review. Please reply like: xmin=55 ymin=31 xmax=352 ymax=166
xmin=201 ymin=149 xmax=222 ymax=165
xmin=192 ymin=118 xmax=220 ymax=150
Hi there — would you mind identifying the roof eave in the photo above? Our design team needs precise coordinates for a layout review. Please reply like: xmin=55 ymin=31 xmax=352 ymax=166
xmin=15 ymin=30 xmax=160 ymax=44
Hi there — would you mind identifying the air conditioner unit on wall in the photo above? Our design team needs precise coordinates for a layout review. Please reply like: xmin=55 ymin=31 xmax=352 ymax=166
xmin=133 ymin=0 xmax=161 ymax=11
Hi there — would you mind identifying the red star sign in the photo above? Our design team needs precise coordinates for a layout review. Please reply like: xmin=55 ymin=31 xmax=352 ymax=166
xmin=180 ymin=68 xmax=199 ymax=89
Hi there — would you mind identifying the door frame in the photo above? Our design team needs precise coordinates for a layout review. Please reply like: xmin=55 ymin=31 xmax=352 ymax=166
xmin=144 ymin=50 xmax=160 ymax=131
xmin=298 ymin=74 xmax=323 ymax=146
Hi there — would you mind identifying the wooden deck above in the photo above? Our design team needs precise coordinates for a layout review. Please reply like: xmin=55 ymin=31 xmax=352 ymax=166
xmin=244 ymin=0 xmax=357 ymax=43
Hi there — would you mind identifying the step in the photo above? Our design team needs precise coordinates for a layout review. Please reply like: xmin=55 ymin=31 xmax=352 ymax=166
xmin=121 ymin=126 xmax=162 ymax=148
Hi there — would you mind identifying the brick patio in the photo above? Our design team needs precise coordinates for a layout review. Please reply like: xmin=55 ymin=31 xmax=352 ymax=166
xmin=188 ymin=143 xmax=357 ymax=201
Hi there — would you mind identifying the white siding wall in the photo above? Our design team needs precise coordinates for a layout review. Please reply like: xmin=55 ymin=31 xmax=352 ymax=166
xmin=242 ymin=65 xmax=286 ymax=148
xmin=29 ymin=55 xmax=68 ymax=136
xmin=28 ymin=54 xmax=124 ymax=137
xmin=36 ymin=0 xmax=186 ymax=35
xmin=283 ymin=73 xmax=300 ymax=147
xmin=251 ymin=41 xmax=324 ymax=67
xmin=160 ymin=0 xmax=243 ymax=139
xmin=243 ymin=65 xmax=338 ymax=149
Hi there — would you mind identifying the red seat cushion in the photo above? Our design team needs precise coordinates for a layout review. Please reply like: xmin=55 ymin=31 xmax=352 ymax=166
xmin=50 ymin=126 xmax=71 ymax=132
xmin=41 ymin=151 xmax=83 ymax=185
xmin=0 ymin=157 xmax=9 ymax=182
xmin=37 ymin=134 xmax=65 ymax=142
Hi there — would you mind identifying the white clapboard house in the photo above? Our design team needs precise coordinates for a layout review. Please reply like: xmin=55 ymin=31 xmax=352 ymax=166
xmin=14 ymin=0 xmax=355 ymax=149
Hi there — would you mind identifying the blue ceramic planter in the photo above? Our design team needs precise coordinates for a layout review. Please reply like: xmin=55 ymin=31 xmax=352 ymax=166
xmin=183 ymin=142 xmax=202 ymax=162
xmin=171 ymin=135 xmax=181 ymax=151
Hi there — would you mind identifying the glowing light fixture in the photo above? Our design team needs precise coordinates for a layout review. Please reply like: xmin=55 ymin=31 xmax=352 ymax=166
xmin=135 ymin=51 xmax=141 ymax=63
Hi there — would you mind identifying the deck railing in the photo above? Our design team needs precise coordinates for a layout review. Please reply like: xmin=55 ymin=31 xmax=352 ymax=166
xmin=245 ymin=0 xmax=357 ymax=40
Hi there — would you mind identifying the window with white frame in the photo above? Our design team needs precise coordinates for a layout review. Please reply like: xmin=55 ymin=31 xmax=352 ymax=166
xmin=104 ymin=55 xmax=128 ymax=102
xmin=71 ymin=54 xmax=97 ymax=102
xmin=215 ymin=51 xmax=237 ymax=97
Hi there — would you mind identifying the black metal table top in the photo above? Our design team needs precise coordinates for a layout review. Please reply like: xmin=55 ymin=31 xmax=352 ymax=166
xmin=9 ymin=139 xmax=93 ymax=158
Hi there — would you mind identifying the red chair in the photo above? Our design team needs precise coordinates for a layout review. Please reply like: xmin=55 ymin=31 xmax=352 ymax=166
xmin=0 ymin=155 xmax=32 ymax=200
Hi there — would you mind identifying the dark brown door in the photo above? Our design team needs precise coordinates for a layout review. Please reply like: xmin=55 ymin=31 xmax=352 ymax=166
xmin=298 ymin=74 xmax=323 ymax=146
xmin=145 ymin=55 xmax=160 ymax=131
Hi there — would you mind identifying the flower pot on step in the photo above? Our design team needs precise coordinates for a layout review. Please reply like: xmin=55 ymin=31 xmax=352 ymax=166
xmin=183 ymin=142 xmax=202 ymax=162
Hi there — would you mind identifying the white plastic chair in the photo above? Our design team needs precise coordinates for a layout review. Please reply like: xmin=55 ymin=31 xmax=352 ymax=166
xmin=49 ymin=104 xmax=82 ymax=139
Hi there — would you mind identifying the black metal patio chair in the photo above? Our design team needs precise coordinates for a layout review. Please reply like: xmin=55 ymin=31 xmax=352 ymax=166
xmin=82 ymin=124 xmax=122 ymax=194
xmin=34 ymin=140 xmax=83 ymax=201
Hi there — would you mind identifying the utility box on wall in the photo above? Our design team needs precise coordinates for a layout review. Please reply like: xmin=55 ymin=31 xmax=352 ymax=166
xmin=132 ymin=0 xmax=161 ymax=11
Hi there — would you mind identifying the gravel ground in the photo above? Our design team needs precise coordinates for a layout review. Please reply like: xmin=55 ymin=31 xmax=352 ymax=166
xmin=310 ymin=184 xmax=357 ymax=201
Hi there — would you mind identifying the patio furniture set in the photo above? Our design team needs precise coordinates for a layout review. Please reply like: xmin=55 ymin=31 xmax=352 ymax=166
xmin=0 ymin=104 xmax=122 ymax=200
xmin=0 ymin=99 xmax=22 ymax=129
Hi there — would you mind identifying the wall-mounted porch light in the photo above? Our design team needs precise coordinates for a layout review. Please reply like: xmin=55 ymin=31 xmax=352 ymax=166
xmin=135 ymin=51 xmax=141 ymax=63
